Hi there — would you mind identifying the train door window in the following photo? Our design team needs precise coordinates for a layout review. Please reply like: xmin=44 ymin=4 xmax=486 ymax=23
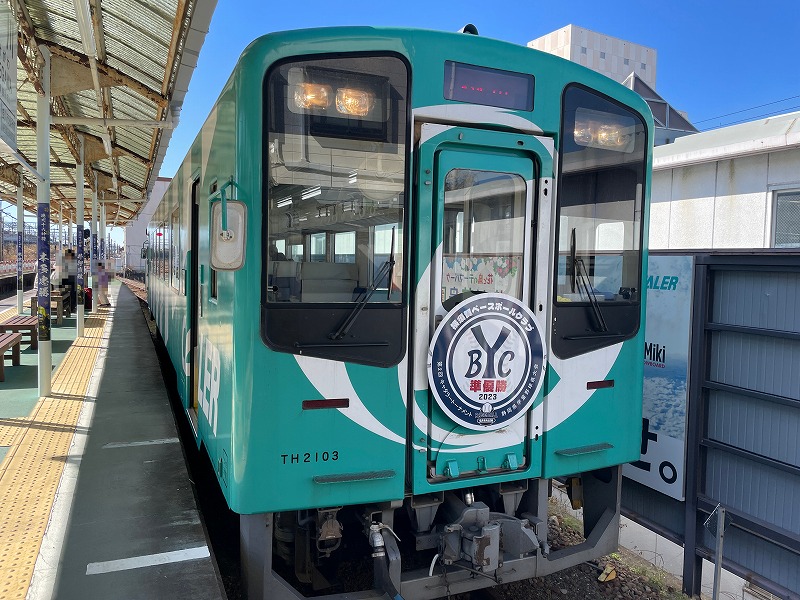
xmin=441 ymin=170 xmax=526 ymax=310
xmin=170 ymin=208 xmax=180 ymax=291
xmin=553 ymin=84 xmax=648 ymax=359
xmin=209 ymin=264 xmax=218 ymax=300
xmin=208 ymin=180 xmax=218 ymax=299
xmin=263 ymin=52 xmax=409 ymax=366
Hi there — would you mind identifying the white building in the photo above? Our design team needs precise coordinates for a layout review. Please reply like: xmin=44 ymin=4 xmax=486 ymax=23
xmin=529 ymin=25 xmax=697 ymax=145
xmin=650 ymin=111 xmax=800 ymax=249
xmin=528 ymin=24 xmax=657 ymax=88
xmin=123 ymin=177 xmax=170 ymax=273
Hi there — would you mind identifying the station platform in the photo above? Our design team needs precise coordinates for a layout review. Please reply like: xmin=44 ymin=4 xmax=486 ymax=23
xmin=0 ymin=281 xmax=226 ymax=600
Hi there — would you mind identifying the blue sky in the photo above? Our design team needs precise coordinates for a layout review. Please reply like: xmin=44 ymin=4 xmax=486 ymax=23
xmin=159 ymin=0 xmax=800 ymax=178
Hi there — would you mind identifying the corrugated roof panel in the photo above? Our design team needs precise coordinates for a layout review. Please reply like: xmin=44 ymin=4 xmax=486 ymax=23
xmin=1 ymin=0 xmax=218 ymax=226
xmin=102 ymin=25 xmax=168 ymax=81
xmin=63 ymin=91 xmax=99 ymax=119
xmin=108 ymin=88 xmax=159 ymax=120
xmin=115 ymin=133 xmax=153 ymax=164
xmin=103 ymin=55 xmax=163 ymax=92
xmin=120 ymin=157 xmax=148 ymax=182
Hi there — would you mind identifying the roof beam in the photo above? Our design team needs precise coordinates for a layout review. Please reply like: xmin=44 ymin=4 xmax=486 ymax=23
xmin=46 ymin=43 xmax=157 ymax=100
xmin=0 ymin=159 xmax=37 ymax=199
xmin=15 ymin=121 xmax=152 ymax=166
xmin=51 ymin=115 xmax=175 ymax=129
xmin=92 ymin=169 xmax=145 ymax=194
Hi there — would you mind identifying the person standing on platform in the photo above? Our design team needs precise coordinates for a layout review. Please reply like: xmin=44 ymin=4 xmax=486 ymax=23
xmin=97 ymin=261 xmax=110 ymax=307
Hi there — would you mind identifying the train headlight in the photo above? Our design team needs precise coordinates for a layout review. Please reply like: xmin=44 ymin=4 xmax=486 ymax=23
xmin=597 ymin=124 xmax=629 ymax=148
xmin=293 ymin=83 xmax=332 ymax=109
xmin=574 ymin=108 xmax=635 ymax=152
xmin=573 ymin=121 xmax=596 ymax=145
xmin=335 ymin=88 xmax=374 ymax=116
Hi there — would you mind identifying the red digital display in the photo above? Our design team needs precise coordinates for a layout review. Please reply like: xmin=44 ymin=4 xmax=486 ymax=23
xmin=444 ymin=61 xmax=534 ymax=111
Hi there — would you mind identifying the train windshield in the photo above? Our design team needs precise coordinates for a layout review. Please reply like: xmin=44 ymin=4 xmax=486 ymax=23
xmin=265 ymin=55 xmax=408 ymax=304
xmin=553 ymin=84 xmax=647 ymax=358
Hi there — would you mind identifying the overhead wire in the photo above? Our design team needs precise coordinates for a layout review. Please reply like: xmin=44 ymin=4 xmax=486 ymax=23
xmin=695 ymin=94 xmax=800 ymax=124
xmin=702 ymin=104 xmax=800 ymax=131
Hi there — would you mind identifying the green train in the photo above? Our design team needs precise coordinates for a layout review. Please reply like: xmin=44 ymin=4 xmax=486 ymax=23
xmin=146 ymin=25 xmax=652 ymax=599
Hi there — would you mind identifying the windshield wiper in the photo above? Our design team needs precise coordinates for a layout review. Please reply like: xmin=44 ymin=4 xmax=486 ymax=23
xmin=570 ymin=227 xmax=608 ymax=333
xmin=329 ymin=226 xmax=396 ymax=341
xmin=575 ymin=257 xmax=609 ymax=332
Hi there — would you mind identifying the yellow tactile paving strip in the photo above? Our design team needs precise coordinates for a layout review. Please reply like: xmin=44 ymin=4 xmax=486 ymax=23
xmin=0 ymin=306 xmax=111 ymax=600
xmin=0 ymin=306 xmax=18 ymax=322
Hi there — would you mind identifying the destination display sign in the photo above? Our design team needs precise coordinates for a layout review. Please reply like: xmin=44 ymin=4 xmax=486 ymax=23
xmin=444 ymin=61 xmax=534 ymax=111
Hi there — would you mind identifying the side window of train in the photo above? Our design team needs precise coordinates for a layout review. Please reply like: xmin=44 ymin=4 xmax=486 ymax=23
xmin=170 ymin=208 xmax=180 ymax=291
xmin=553 ymin=84 xmax=648 ymax=359
xmin=262 ymin=53 xmax=409 ymax=367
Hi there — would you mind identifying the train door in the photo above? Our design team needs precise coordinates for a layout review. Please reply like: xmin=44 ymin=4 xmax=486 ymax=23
xmin=188 ymin=179 xmax=200 ymax=421
xmin=411 ymin=123 xmax=553 ymax=492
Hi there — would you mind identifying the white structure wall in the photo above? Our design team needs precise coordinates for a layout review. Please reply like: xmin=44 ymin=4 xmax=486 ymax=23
xmin=528 ymin=24 xmax=657 ymax=89
xmin=650 ymin=112 xmax=800 ymax=249
xmin=124 ymin=177 xmax=170 ymax=271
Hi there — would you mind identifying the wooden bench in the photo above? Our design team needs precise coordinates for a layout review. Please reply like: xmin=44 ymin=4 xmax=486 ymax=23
xmin=50 ymin=291 xmax=71 ymax=325
xmin=28 ymin=295 xmax=71 ymax=325
xmin=0 ymin=331 xmax=22 ymax=382
xmin=0 ymin=315 xmax=39 ymax=350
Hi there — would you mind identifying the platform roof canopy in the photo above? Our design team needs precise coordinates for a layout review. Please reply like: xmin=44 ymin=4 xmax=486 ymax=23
xmin=0 ymin=0 xmax=217 ymax=227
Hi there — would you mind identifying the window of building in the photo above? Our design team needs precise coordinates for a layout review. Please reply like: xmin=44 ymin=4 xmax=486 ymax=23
xmin=624 ymin=58 xmax=629 ymax=66
xmin=600 ymin=51 xmax=606 ymax=59
xmin=774 ymin=190 xmax=800 ymax=247
xmin=581 ymin=47 xmax=587 ymax=54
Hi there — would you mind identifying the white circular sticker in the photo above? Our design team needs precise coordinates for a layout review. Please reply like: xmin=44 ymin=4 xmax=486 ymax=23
xmin=427 ymin=293 xmax=547 ymax=430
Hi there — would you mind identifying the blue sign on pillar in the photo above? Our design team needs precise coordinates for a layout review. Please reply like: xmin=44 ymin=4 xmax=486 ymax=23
xmin=37 ymin=204 xmax=51 ymax=342
xmin=76 ymin=227 xmax=84 ymax=304
xmin=16 ymin=231 xmax=22 ymax=290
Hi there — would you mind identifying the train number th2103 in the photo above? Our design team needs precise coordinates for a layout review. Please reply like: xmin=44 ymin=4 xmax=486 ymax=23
xmin=281 ymin=451 xmax=340 ymax=465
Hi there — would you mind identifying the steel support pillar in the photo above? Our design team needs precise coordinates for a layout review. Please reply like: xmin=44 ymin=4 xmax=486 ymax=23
xmin=76 ymin=136 xmax=85 ymax=336
xmin=36 ymin=46 xmax=51 ymax=397
xmin=91 ymin=173 xmax=98 ymax=287
xmin=16 ymin=167 xmax=24 ymax=314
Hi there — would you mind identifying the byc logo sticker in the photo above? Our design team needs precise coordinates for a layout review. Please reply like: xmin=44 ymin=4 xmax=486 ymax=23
xmin=427 ymin=294 xmax=546 ymax=430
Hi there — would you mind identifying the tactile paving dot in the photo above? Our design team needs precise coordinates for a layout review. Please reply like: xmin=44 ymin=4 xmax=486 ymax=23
xmin=0 ymin=305 xmax=110 ymax=595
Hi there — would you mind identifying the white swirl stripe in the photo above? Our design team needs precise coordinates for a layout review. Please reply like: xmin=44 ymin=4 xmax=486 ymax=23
xmin=295 ymin=355 xmax=405 ymax=445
